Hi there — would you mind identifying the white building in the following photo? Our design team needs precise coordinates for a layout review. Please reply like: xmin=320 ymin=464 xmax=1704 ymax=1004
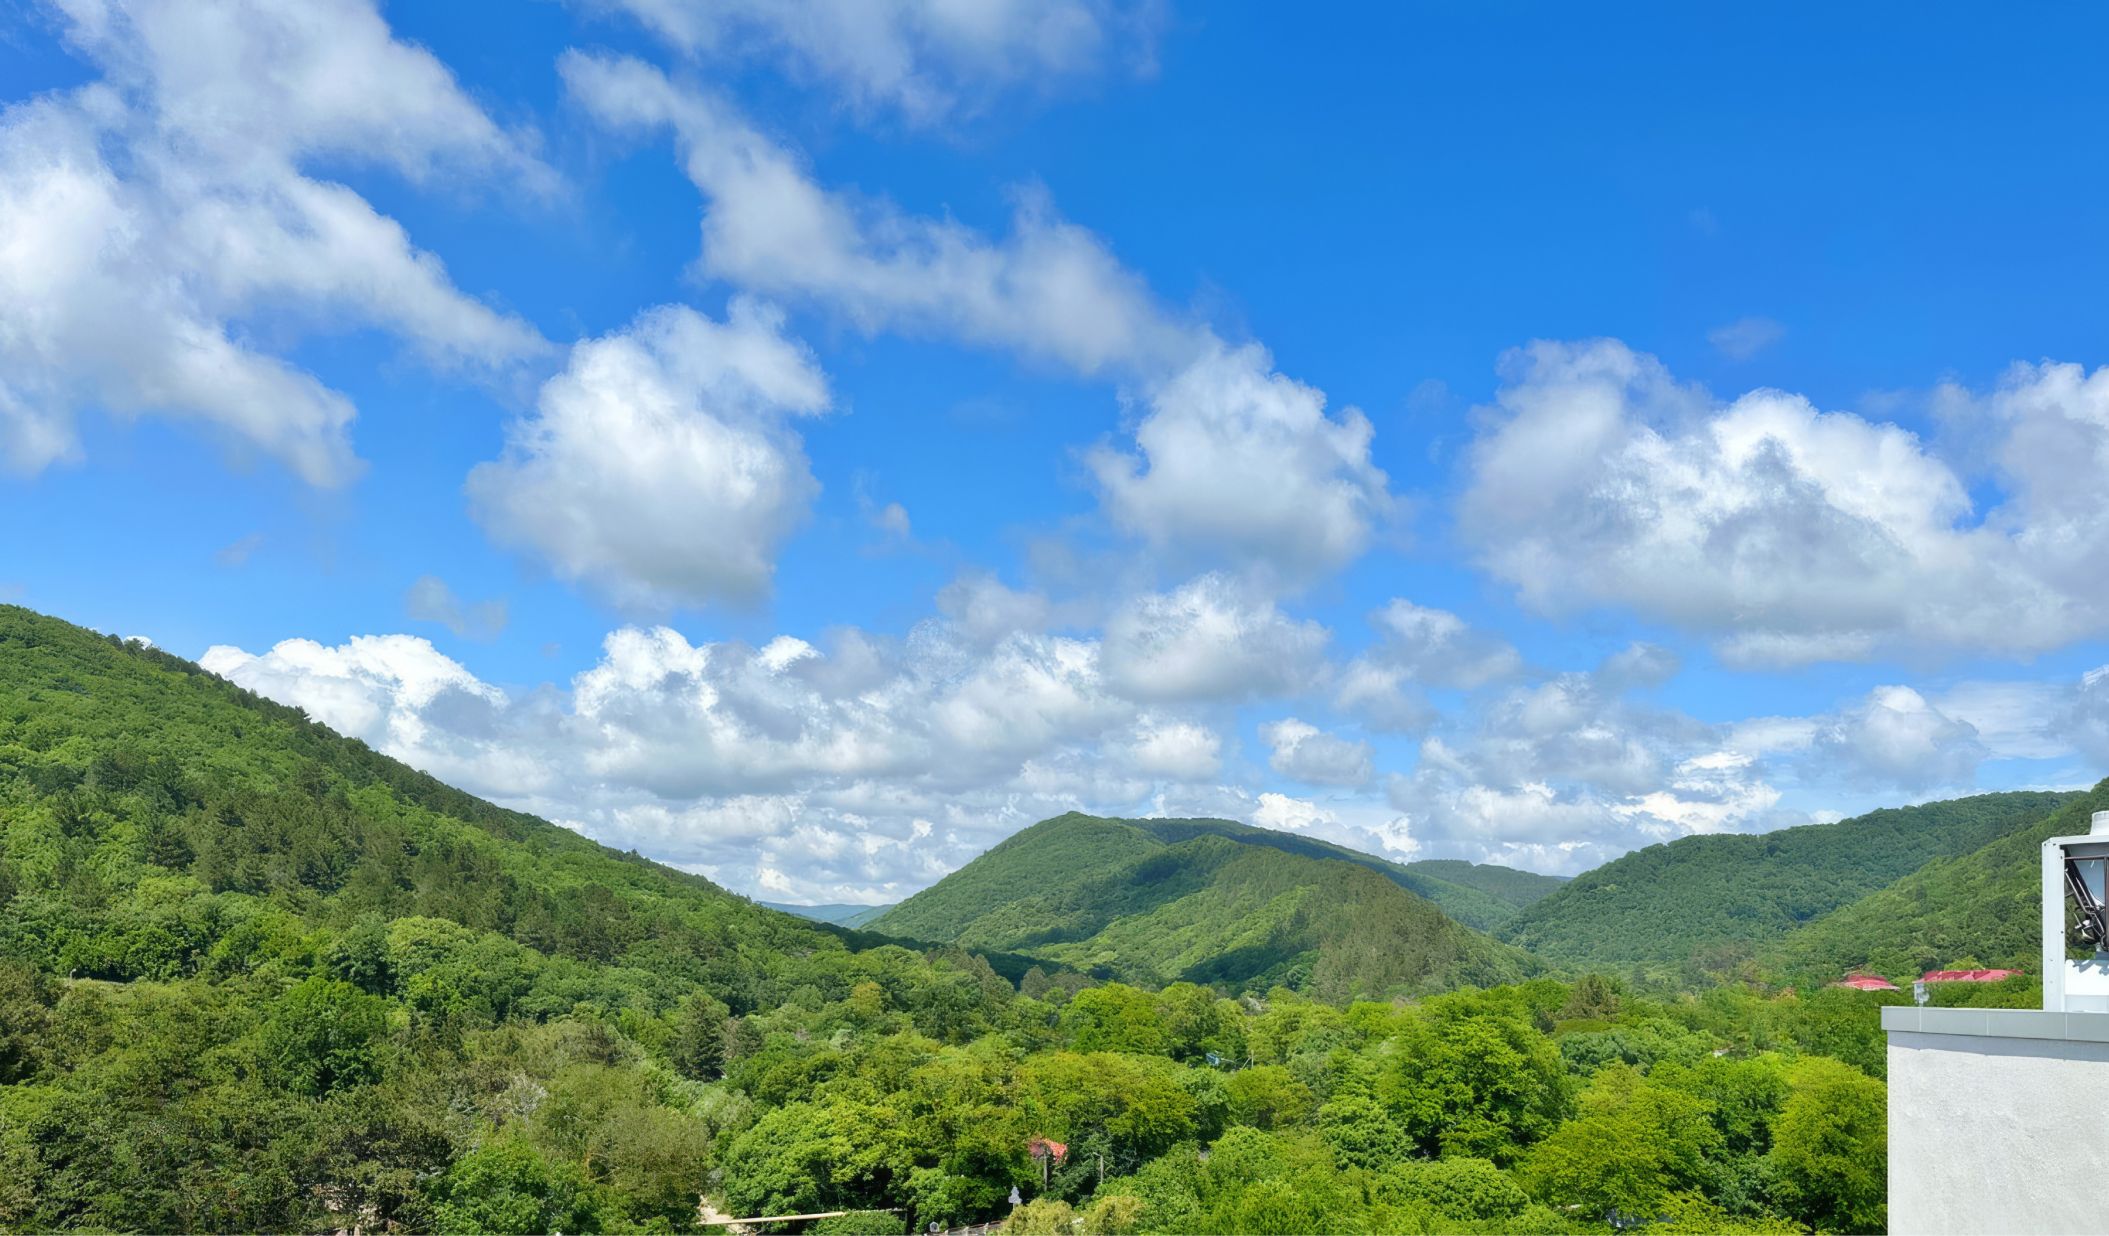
xmin=1884 ymin=810 xmax=2109 ymax=1235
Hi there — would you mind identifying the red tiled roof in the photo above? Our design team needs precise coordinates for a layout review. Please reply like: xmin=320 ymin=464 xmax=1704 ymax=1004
xmin=1833 ymin=975 xmax=1900 ymax=991
xmin=1920 ymin=968 xmax=2022 ymax=983
xmin=1028 ymin=1137 xmax=1068 ymax=1162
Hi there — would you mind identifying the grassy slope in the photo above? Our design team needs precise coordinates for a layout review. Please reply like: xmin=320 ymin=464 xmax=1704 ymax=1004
xmin=1497 ymin=790 xmax=2076 ymax=971
xmin=1765 ymin=780 xmax=2109 ymax=981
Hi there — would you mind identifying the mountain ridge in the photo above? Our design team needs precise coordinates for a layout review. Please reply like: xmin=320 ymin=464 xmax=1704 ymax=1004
xmin=1763 ymin=781 xmax=2109 ymax=981
xmin=873 ymin=811 xmax=1562 ymax=942
xmin=867 ymin=812 xmax=1537 ymax=999
xmin=1495 ymin=789 xmax=2077 ymax=973
xmin=759 ymin=899 xmax=894 ymax=928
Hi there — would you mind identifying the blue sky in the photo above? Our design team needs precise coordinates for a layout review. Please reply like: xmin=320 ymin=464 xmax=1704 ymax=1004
xmin=6 ymin=1 xmax=2109 ymax=902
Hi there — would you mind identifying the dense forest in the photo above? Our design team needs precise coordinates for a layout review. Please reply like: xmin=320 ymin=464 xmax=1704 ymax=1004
xmin=870 ymin=812 xmax=1561 ymax=945
xmin=0 ymin=604 xmax=2054 ymax=1233
xmin=1761 ymin=786 xmax=2109 ymax=981
xmin=1497 ymin=791 xmax=2072 ymax=977
xmin=868 ymin=817 xmax=1533 ymax=999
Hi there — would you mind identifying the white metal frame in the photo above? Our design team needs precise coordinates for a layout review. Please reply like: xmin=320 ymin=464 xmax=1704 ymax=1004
xmin=2042 ymin=830 xmax=2109 ymax=1011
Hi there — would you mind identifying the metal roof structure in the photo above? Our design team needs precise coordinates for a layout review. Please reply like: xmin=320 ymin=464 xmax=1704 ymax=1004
xmin=1834 ymin=974 xmax=1902 ymax=991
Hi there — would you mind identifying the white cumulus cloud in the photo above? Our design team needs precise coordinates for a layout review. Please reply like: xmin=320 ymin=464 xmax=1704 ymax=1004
xmin=1458 ymin=340 xmax=2109 ymax=665
xmin=1100 ymin=573 xmax=1329 ymax=702
xmin=1261 ymin=717 xmax=1372 ymax=787
xmin=1811 ymin=685 xmax=1986 ymax=791
xmin=0 ymin=0 xmax=547 ymax=481
xmin=1124 ymin=717 xmax=1223 ymax=781
xmin=1332 ymin=601 xmax=1522 ymax=732
xmin=467 ymin=300 xmax=829 ymax=609
xmin=1252 ymin=791 xmax=1334 ymax=833
xmin=562 ymin=52 xmax=1395 ymax=579
xmin=201 ymin=602 xmax=1247 ymax=902
xmin=1089 ymin=343 xmax=1391 ymax=578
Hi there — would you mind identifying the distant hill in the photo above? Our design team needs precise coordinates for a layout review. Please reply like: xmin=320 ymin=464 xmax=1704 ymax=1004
xmin=874 ymin=812 xmax=1560 ymax=942
xmin=1129 ymin=816 xmax=1566 ymax=930
xmin=1402 ymin=857 xmax=1568 ymax=911
xmin=1764 ymin=781 xmax=2108 ymax=982
xmin=760 ymin=900 xmax=894 ymax=928
xmin=866 ymin=813 xmax=1533 ymax=1000
xmin=1495 ymin=791 xmax=2075 ymax=972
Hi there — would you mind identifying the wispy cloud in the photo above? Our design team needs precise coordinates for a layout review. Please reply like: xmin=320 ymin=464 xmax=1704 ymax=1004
xmin=1707 ymin=315 xmax=1785 ymax=360
xmin=214 ymin=533 xmax=265 ymax=569
xmin=404 ymin=575 xmax=509 ymax=642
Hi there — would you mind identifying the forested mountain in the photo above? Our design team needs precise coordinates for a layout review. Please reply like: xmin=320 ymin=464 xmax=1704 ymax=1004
xmin=0 ymin=606 xmax=1896 ymax=1233
xmin=0 ymin=606 xmax=873 ymax=978
xmin=864 ymin=813 xmax=1552 ymax=999
xmin=899 ymin=831 xmax=1529 ymax=1000
xmin=1132 ymin=816 xmax=1567 ymax=928
xmin=1400 ymin=857 xmax=1568 ymax=913
xmin=876 ymin=813 xmax=1165 ymax=942
xmin=759 ymin=900 xmax=894 ymax=928
xmin=873 ymin=811 xmax=1559 ymax=944
xmin=1497 ymin=791 xmax=2074 ymax=974
xmin=1764 ymin=781 xmax=2109 ymax=982
xmin=0 ymin=607 xmax=1019 ymax=1230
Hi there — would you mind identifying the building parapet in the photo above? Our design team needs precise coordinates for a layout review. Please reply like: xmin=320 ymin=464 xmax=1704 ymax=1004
xmin=1882 ymin=1005 xmax=2109 ymax=1043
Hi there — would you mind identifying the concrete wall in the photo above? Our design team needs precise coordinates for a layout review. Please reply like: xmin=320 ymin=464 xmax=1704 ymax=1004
xmin=1885 ymin=1006 xmax=2109 ymax=1235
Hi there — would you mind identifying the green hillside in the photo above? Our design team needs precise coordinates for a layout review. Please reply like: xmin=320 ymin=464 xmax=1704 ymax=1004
xmin=0 ymin=607 xmax=1031 ymax=1230
xmin=1497 ymin=791 xmax=2075 ymax=973
xmin=1401 ymin=857 xmax=1567 ymax=910
xmin=1128 ymin=816 xmax=1564 ymax=929
xmin=875 ymin=811 xmax=1558 ymax=943
xmin=0 ymin=605 xmax=860 ymax=978
xmin=873 ymin=813 xmax=1165 ymax=941
xmin=870 ymin=814 xmax=1532 ymax=999
xmin=0 ymin=606 xmax=1897 ymax=1234
xmin=1765 ymin=780 xmax=2109 ymax=982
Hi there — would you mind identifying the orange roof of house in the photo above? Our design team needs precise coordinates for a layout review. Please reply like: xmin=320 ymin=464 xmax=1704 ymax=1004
xmin=1920 ymin=968 xmax=2022 ymax=983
